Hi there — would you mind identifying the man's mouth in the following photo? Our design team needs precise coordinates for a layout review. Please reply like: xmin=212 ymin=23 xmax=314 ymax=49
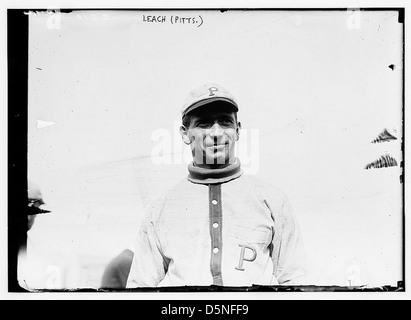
xmin=206 ymin=143 xmax=228 ymax=149
xmin=212 ymin=145 xmax=227 ymax=150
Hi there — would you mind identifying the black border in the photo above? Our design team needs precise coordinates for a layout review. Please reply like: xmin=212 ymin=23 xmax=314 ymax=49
xmin=401 ymin=5 xmax=406 ymax=291
xmin=8 ymin=9 xmax=29 ymax=293
xmin=7 ymin=7 xmax=405 ymax=294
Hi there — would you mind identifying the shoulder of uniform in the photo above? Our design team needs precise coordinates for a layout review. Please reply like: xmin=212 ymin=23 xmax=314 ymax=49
xmin=240 ymin=174 xmax=287 ymax=199
xmin=144 ymin=178 xmax=190 ymax=221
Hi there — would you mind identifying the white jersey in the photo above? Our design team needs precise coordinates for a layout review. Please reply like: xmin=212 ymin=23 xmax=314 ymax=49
xmin=127 ymin=162 xmax=306 ymax=287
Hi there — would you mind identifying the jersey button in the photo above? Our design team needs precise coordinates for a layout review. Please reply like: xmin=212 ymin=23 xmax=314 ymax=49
xmin=213 ymin=223 xmax=219 ymax=228
xmin=213 ymin=247 xmax=219 ymax=254
xmin=211 ymin=200 xmax=218 ymax=205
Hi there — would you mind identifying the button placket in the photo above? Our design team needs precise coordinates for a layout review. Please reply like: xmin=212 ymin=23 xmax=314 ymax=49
xmin=209 ymin=183 xmax=223 ymax=286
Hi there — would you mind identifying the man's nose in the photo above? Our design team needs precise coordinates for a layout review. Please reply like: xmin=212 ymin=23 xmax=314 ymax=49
xmin=209 ymin=123 xmax=224 ymax=137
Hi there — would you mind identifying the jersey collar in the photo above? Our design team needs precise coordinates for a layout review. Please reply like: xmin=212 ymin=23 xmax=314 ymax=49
xmin=187 ymin=158 xmax=243 ymax=185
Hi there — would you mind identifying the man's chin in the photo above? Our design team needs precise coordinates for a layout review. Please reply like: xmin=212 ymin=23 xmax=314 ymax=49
xmin=203 ymin=155 xmax=234 ymax=166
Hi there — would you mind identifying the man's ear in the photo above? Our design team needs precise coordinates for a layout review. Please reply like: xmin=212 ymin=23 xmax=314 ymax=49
xmin=180 ymin=125 xmax=191 ymax=145
xmin=236 ymin=122 xmax=242 ymax=141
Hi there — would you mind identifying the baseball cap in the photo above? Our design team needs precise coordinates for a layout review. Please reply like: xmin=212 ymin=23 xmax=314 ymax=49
xmin=28 ymin=180 xmax=51 ymax=215
xmin=181 ymin=83 xmax=239 ymax=118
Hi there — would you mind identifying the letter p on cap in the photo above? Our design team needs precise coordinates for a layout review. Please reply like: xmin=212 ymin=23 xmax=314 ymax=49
xmin=208 ymin=86 xmax=219 ymax=96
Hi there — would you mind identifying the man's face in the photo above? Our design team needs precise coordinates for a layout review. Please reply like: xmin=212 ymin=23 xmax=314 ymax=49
xmin=181 ymin=109 xmax=240 ymax=167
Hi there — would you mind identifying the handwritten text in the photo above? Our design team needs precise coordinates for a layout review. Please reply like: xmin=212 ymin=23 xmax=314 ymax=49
xmin=142 ymin=15 xmax=204 ymax=27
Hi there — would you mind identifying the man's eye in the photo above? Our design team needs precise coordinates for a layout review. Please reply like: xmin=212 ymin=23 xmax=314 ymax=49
xmin=198 ymin=121 xmax=213 ymax=127
xmin=195 ymin=120 xmax=233 ymax=128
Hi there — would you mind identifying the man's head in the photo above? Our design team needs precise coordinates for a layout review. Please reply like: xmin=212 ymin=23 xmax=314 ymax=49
xmin=180 ymin=84 xmax=241 ymax=169
xmin=27 ymin=181 xmax=50 ymax=231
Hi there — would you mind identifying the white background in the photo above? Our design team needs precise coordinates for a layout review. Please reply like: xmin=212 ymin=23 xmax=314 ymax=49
xmin=1 ymin=1 xmax=409 ymax=300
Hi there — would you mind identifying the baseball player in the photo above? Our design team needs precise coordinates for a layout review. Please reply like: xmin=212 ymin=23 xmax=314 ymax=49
xmin=127 ymin=84 xmax=307 ymax=287
xmin=18 ymin=181 xmax=52 ymax=290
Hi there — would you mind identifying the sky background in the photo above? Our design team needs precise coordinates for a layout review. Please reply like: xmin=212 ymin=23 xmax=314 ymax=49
xmin=26 ymin=9 xmax=403 ymax=289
